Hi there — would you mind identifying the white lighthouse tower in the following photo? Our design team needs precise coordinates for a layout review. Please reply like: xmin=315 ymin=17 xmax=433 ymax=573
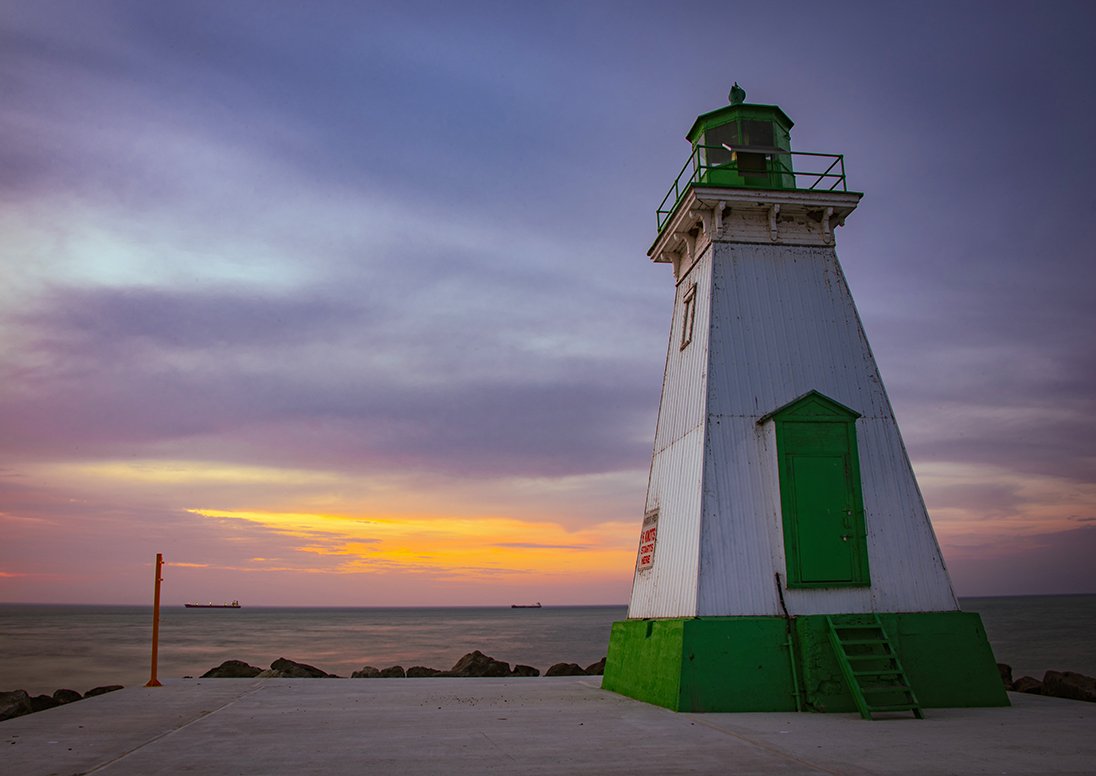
xmin=602 ymin=86 xmax=1007 ymax=716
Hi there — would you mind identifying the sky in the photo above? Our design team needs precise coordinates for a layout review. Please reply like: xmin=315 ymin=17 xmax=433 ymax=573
xmin=2 ymin=0 xmax=1095 ymax=606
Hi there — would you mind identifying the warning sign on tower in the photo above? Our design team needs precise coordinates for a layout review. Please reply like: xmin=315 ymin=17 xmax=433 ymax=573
xmin=636 ymin=509 xmax=659 ymax=571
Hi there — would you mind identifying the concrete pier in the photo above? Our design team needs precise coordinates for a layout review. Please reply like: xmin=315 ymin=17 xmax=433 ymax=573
xmin=3 ymin=678 xmax=1093 ymax=775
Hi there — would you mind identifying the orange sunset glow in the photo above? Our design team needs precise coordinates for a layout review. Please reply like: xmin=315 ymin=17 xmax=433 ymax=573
xmin=187 ymin=508 xmax=634 ymax=580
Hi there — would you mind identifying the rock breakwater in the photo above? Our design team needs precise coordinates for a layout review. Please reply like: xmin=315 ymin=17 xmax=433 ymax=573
xmin=201 ymin=652 xmax=606 ymax=681
xmin=998 ymin=663 xmax=1096 ymax=702
xmin=1 ymin=685 xmax=122 ymax=722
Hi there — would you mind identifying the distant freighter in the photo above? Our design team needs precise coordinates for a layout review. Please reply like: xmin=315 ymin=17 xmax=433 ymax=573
xmin=185 ymin=600 xmax=241 ymax=609
xmin=511 ymin=602 xmax=542 ymax=609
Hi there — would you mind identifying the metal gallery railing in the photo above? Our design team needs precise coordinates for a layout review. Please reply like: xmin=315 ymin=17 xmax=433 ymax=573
xmin=656 ymin=145 xmax=848 ymax=232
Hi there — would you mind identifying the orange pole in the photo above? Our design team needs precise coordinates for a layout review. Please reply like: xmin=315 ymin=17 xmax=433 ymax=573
xmin=146 ymin=553 xmax=163 ymax=687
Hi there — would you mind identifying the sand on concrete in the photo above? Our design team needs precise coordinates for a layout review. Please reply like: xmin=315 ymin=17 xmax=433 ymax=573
xmin=2 ymin=678 xmax=1094 ymax=775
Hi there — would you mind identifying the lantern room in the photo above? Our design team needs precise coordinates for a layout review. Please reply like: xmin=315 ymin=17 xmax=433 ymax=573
xmin=686 ymin=82 xmax=795 ymax=190
xmin=655 ymin=84 xmax=846 ymax=233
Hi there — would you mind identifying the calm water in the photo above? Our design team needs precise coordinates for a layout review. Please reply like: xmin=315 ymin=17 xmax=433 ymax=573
xmin=0 ymin=604 xmax=625 ymax=696
xmin=1 ymin=596 xmax=1093 ymax=696
xmin=960 ymin=595 xmax=1096 ymax=681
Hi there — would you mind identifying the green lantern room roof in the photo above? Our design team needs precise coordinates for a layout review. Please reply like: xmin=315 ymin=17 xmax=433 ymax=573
xmin=685 ymin=102 xmax=795 ymax=145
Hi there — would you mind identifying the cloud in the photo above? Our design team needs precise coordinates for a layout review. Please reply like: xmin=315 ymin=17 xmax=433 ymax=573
xmin=14 ymin=286 xmax=366 ymax=360
xmin=1 ymin=272 xmax=659 ymax=479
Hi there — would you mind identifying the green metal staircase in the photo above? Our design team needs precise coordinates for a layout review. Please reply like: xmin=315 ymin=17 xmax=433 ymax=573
xmin=826 ymin=614 xmax=924 ymax=720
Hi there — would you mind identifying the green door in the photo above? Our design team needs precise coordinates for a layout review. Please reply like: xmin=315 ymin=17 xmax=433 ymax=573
xmin=788 ymin=454 xmax=857 ymax=583
xmin=769 ymin=392 xmax=870 ymax=589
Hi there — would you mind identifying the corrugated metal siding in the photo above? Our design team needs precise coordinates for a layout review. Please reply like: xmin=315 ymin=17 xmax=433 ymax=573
xmin=704 ymin=242 xmax=892 ymax=418
xmin=850 ymin=419 xmax=958 ymax=612
xmin=627 ymin=248 xmax=713 ymax=619
xmin=698 ymin=416 xmax=785 ymax=614
xmin=628 ymin=427 xmax=704 ymax=618
xmin=696 ymin=241 xmax=958 ymax=615
xmin=650 ymin=255 xmax=712 ymax=456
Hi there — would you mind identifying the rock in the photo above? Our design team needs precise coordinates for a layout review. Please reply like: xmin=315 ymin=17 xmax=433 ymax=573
xmin=1012 ymin=676 xmax=1043 ymax=694
xmin=510 ymin=664 xmax=540 ymax=677
xmin=351 ymin=666 xmax=381 ymax=678
xmin=268 ymin=657 xmax=337 ymax=678
xmin=201 ymin=660 xmax=263 ymax=678
xmin=545 ymin=662 xmax=586 ymax=677
xmin=585 ymin=657 xmax=607 ymax=676
xmin=85 ymin=685 xmax=124 ymax=697
xmin=1042 ymin=670 xmax=1096 ymax=702
xmin=53 ymin=689 xmax=83 ymax=704
xmin=377 ymin=666 xmax=406 ymax=678
xmin=27 ymin=694 xmax=59 ymax=713
xmin=406 ymin=666 xmax=443 ymax=677
xmin=997 ymin=663 xmax=1013 ymax=688
xmin=449 ymin=651 xmax=511 ymax=677
xmin=0 ymin=690 xmax=32 ymax=721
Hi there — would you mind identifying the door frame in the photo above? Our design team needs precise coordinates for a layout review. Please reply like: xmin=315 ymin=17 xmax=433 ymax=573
xmin=760 ymin=391 xmax=871 ymax=589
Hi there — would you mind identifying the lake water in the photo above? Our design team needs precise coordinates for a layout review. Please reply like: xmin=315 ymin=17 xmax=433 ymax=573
xmin=1 ymin=596 xmax=1093 ymax=697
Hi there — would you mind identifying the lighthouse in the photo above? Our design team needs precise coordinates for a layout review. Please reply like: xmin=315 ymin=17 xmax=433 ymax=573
xmin=602 ymin=86 xmax=1007 ymax=716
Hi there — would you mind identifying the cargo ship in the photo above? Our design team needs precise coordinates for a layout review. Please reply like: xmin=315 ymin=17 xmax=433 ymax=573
xmin=184 ymin=600 xmax=241 ymax=608
xmin=511 ymin=602 xmax=542 ymax=609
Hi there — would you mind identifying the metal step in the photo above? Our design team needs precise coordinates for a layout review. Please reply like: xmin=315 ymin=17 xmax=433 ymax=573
xmin=826 ymin=614 xmax=924 ymax=721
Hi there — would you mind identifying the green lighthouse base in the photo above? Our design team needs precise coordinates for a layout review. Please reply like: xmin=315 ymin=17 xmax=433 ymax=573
xmin=601 ymin=612 xmax=1008 ymax=713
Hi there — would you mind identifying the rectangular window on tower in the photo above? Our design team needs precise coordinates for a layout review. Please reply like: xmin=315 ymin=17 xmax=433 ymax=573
xmin=680 ymin=284 xmax=697 ymax=351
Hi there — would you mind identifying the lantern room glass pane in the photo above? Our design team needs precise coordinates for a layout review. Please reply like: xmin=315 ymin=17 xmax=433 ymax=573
xmin=702 ymin=122 xmax=738 ymax=166
xmin=742 ymin=120 xmax=774 ymax=148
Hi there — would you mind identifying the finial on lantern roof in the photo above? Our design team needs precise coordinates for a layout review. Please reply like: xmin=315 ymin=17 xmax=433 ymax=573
xmin=728 ymin=82 xmax=746 ymax=105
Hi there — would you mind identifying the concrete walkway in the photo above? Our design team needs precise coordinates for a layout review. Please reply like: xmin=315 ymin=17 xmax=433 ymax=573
xmin=3 ymin=678 xmax=1093 ymax=775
